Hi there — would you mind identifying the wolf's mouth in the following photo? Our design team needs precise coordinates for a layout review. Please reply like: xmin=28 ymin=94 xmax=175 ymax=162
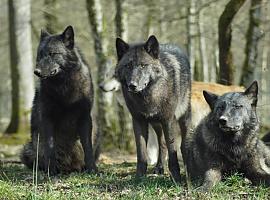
xmin=34 ymin=68 xmax=63 ymax=79
xmin=126 ymin=80 xmax=152 ymax=94
xmin=219 ymin=125 xmax=241 ymax=133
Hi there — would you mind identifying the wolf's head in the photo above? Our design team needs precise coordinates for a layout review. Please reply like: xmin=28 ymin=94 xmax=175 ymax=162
xmin=203 ymin=81 xmax=258 ymax=135
xmin=34 ymin=26 xmax=79 ymax=79
xmin=99 ymin=66 xmax=121 ymax=92
xmin=115 ymin=35 xmax=164 ymax=93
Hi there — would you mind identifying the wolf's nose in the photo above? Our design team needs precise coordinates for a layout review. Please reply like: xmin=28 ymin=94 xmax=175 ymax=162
xmin=99 ymin=84 xmax=106 ymax=92
xmin=128 ymin=82 xmax=137 ymax=91
xmin=219 ymin=116 xmax=227 ymax=126
xmin=50 ymin=68 xmax=58 ymax=76
xmin=34 ymin=69 xmax=41 ymax=77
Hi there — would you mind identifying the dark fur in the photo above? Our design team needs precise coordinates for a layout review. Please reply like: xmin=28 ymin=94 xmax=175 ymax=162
xmin=21 ymin=26 xmax=99 ymax=175
xmin=115 ymin=36 xmax=191 ymax=182
xmin=184 ymin=81 xmax=270 ymax=190
xmin=262 ymin=132 xmax=270 ymax=146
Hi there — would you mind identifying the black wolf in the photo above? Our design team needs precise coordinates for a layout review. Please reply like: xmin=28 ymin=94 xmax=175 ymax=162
xmin=115 ymin=35 xmax=191 ymax=182
xmin=184 ymin=81 xmax=270 ymax=190
xmin=21 ymin=26 xmax=99 ymax=175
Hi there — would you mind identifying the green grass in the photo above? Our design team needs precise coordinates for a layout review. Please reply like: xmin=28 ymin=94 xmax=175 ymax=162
xmin=0 ymin=163 xmax=270 ymax=200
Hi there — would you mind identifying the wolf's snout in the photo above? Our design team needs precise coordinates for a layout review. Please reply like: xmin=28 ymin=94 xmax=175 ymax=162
xmin=128 ymin=82 xmax=138 ymax=92
xmin=99 ymin=84 xmax=104 ymax=90
xmin=219 ymin=116 xmax=228 ymax=126
xmin=34 ymin=69 xmax=42 ymax=77
xmin=99 ymin=83 xmax=108 ymax=92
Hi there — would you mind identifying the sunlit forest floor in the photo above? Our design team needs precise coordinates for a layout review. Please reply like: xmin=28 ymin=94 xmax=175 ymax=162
xmin=0 ymin=135 xmax=270 ymax=199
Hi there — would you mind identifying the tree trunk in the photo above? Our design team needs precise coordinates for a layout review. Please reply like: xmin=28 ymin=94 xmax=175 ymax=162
xmin=114 ymin=0 xmax=132 ymax=150
xmin=115 ymin=0 xmax=123 ymax=38
xmin=186 ymin=0 xmax=198 ymax=80
xmin=143 ymin=0 xmax=154 ymax=39
xmin=240 ymin=0 xmax=262 ymax=87
xmin=211 ymin=32 xmax=219 ymax=82
xmin=198 ymin=11 xmax=209 ymax=82
xmin=5 ymin=0 xmax=34 ymax=134
xmin=86 ymin=0 xmax=109 ymax=149
xmin=259 ymin=0 xmax=269 ymax=122
xmin=5 ymin=0 xmax=19 ymax=134
xmin=218 ymin=0 xmax=246 ymax=85
xmin=44 ymin=0 xmax=60 ymax=33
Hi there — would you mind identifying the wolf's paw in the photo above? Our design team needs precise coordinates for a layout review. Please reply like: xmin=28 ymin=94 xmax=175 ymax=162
xmin=152 ymin=166 xmax=164 ymax=175
xmin=170 ymin=170 xmax=181 ymax=184
xmin=44 ymin=164 xmax=59 ymax=176
xmin=136 ymin=170 xmax=147 ymax=178
xmin=83 ymin=164 xmax=98 ymax=174
xmin=196 ymin=184 xmax=211 ymax=193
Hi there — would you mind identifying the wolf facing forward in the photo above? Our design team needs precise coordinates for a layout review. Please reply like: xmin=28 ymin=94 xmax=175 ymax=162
xmin=115 ymin=35 xmax=191 ymax=182
xmin=184 ymin=81 xmax=270 ymax=190
xmin=21 ymin=26 xmax=99 ymax=175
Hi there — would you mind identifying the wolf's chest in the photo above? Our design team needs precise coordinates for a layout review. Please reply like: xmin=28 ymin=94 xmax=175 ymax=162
xmin=218 ymin=146 xmax=248 ymax=170
xmin=125 ymin=93 xmax=163 ymax=118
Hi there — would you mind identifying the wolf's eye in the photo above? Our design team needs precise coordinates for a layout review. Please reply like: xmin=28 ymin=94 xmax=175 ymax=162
xmin=49 ymin=52 xmax=61 ymax=56
xmin=217 ymin=104 xmax=225 ymax=111
xmin=143 ymin=64 xmax=150 ymax=68
xmin=234 ymin=105 xmax=243 ymax=109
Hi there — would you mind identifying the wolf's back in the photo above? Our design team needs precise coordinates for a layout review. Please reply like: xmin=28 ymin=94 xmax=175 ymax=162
xmin=160 ymin=44 xmax=191 ymax=120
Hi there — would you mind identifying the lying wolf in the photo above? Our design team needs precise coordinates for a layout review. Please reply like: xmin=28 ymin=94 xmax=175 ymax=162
xmin=115 ymin=35 xmax=191 ymax=182
xmin=184 ymin=81 xmax=270 ymax=190
xmin=21 ymin=26 xmax=99 ymax=175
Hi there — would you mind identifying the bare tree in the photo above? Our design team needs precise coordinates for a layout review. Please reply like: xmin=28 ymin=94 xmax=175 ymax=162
xmin=115 ymin=0 xmax=123 ymax=38
xmin=114 ymin=0 xmax=133 ymax=150
xmin=143 ymin=0 xmax=155 ymax=39
xmin=5 ymin=0 xmax=19 ymax=134
xmin=186 ymin=0 xmax=198 ymax=80
xmin=5 ymin=0 xmax=34 ymax=134
xmin=218 ymin=0 xmax=246 ymax=85
xmin=240 ymin=0 xmax=263 ymax=87
xmin=86 ymin=0 xmax=110 ymax=148
xmin=198 ymin=11 xmax=209 ymax=82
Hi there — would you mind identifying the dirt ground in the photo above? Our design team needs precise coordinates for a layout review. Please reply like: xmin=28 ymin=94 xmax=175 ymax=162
xmin=0 ymin=144 xmax=137 ymax=165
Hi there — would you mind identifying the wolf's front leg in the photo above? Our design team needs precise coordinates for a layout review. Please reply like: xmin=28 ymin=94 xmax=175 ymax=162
xmin=244 ymin=143 xmax=270 ymax=186
xmin=42 ymin=118 xmax=58 ymax=175
xmin=201 ymin=168 xmax=222 ymax=191
xmin=151 ymin=123 xmax=167 ymax=175
xmin=78 ymin=111 xmax=97 ymax=173
xmin=162 ymin=118 xmax=181 ymax=183
xmin=133 ymin=117 xmax=149 ymax=177
xmin=245 ymin=156 xmax=270 ymax=186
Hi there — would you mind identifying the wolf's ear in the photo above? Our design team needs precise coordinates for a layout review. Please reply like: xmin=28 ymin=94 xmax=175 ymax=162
xmin=144 ymin=35 xmax=159 ymax=59
xmin=40 ymin=29 xmax=50 ymax=40
xmin=116 ymin=38 xmax=129 ymax=61
xmin=203 ymin=90 xmax=219 ymax=110
xmin=244 ymin=80 xmax=258 ymax=106
xmin=62 ymin=25 xmax=74 ymax=49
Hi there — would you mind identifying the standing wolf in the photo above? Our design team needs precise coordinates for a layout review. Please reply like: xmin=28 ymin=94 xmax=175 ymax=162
xmin=115 ymin=35 xmax=191 ymax=182
xmin=184 ymin=81 xmax=270 ymax=190
xmin=21 ymin=26 xmax=99 ymax=175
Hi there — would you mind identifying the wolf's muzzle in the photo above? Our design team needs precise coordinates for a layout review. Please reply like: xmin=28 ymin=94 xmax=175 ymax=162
xmin=34 ymin=69 xmax=42 ymax=77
